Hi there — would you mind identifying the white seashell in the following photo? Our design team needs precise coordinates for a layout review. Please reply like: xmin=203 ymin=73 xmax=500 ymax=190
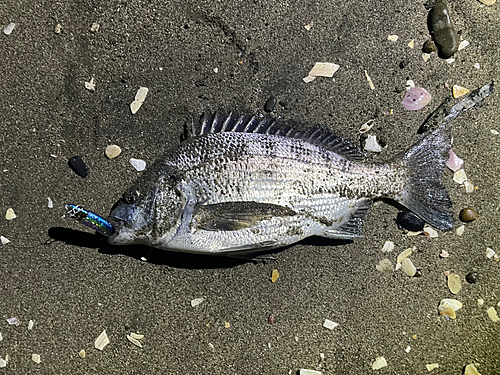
xmin=453 ymin=169 xmax=467 ymax=184
xmin=456 ymin=225 xmax=465 ymax=236
xmin=464 ymin=180 xmax=474 ymax=193
xmin=129 ymin=158 xmax=146 ymax=171
xmin=364 ymin=134 xmax=382 ymax=152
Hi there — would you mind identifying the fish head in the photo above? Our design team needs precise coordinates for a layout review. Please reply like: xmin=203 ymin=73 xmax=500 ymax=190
xmin=107 ymin=172 xmax=187 ymax=246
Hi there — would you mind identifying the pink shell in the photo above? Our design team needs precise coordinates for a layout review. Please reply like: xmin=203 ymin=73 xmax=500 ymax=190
xmin=402 ymin=87 xmax=432 ymax=110
xmin=446 ymin=150 xmax=464 ymax=172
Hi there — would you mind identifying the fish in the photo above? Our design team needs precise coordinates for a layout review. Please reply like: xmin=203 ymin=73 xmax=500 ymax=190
xmin=104 ymin=110 xmax=454 ymax=254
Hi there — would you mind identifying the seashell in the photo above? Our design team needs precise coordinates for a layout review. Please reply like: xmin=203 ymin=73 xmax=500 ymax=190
xmin=402 ymin=87 xmax=432 ymax=110
xmin=446 ymin=150 xmax=463 ymax=172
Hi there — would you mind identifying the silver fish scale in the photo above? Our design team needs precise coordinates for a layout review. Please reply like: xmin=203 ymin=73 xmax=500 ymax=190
xmin=168 ymin=132 xmax=405 ymax=221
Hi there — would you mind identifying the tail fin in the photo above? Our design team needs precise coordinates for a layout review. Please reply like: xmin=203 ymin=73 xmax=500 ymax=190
xmin=396 ymin=125 xmax=454 ymax=230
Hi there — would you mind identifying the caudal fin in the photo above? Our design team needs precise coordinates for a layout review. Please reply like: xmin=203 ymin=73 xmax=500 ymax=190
xmin=397 ymin=125 xmax=454 ymax=230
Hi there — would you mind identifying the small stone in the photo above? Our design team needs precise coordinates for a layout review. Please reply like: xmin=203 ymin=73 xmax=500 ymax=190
xmin=376 ymin=259 xmax=393 ymax=272
xmin=396 ymin=212 xmax=425 ymax=231
xmin=477 ymin=298 xmax=484 ymax=307
xmin=464 ymin=180 xmax=474 ymax=193
xmin=426 ymin=363 xmax=439 ymax=372
xmin=428 ymin=2 xmax=459 ymax=59
xmin=414 ymin=268 xmax=423 ymax=277
xmin=191 ymin=297 xmax=204 ymax=307
xmin=1 ymin=236 xmax=10 ymax=245
xmin=78 ymin=349 xmax=86 ymax=358
xmin=3 ymin=23 xmax=15 ymax=35
xmin=224 ymin=322 xmax=230 ymax=328
xmin=55 ymin=23 xmax=62 ymax=33
xmin=91 ymin=22 xmax=100 ymax=32
xmin=474 ymin=63 xmax=481 ymax=70
xmin=323 ymin=319 xmax=338 ymax=330
xmin=456 ymin=225 xmax=465 ymax=236
xmin=387 ymin=35 xmax=398 ymax=42
xmin=372 ymin=356 xmax=388 ymax=370
xmin=466 ymin=272 xmax=479 ymax=284
xmin=422 ymin=40 xmax=438 ymax=53
xmin=94 ymin=329 xmax=110 ymax=350
xmin=5 ymin=208 xmax=16 ymax=220
xmin=32 ymin=354 xmax=41 ymax=364
xmin=28 ymin=320 xmax=34 ymax=330
xmin=453 ymin=169 xmax=467 ymax=184
xmin=464 ymin=364 xmax=482 ymax=375
xmin=479 ymin=0 xmax=496 ymax=4
xmin=439 ymin=306 xmax=456 ymax=319
xmin=264 ymin=96 xmax=277 ymax=113
xmin=129 ymin=158 xmax=146 ymax=171
xmin=453 ymin=85 xmax=470 ymax=98
xmin=271 ymin=269 xmax=279 ymax=283
xmin=6 ymin=317 xmax=19 ymax=326
xmin=459 ymin=207 xmax=479 ymax=222
xmin=491 ymin=129 xmax=499 ymax=135
xmin=401 ymin=258 xmax=417 ymax=277
xmin=486 ymin=307 xmax=500 ymax=322
xmin=68 ymin=156 xmax=89 ymax=178
xmin=0 ymin=357 xmax=5 ymax=368
xmin=458 ymin=40 xmax=469 ymax=51
xmin=438 ymin=298 xmax=462 ymax=312
xmin=105 ymin=145 xmax=122 ymax=159
xmin=447 ymin=273 xmax=462 ymax=294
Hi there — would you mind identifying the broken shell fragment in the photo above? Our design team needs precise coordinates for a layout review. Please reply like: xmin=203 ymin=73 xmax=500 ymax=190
xmin=453 ymin=169 xmax=467 ymax=184
xmin=94 ymin=330 xmax=110 ymax=351
xmin=1 ymin=236 xmax=10 ymax=245
xmin=372 ymin=356 xmax=388 ymax=370
xmin=446 ymin=150 xmax=463 ymax=172
xmin=376 ymin=259 xmax=393 ymax=272
xmin=438 ymin=298 xmax=462 ymax=312
xmin=323 ymin=319 xmax=338 ymax=330
xmin=5 ymin=208 xmax=16 ymax=220
xmin=486 ymin=307 xmax=500 ymax=322
xmin=401 ymin=258 xmax=417 ymax=277
xmin=127 ymin=334 xmax=143 ymax=347
xmin=402 ymin=87 xmax=431 ymax=110
xmin=32 ymin=354 xmax=41 ymax=364
xmin=308 ymin=62 xmax=340 ymax=78
xmin=130 ymin=87 xmax=149 ymax=114
xmin=464 ymin=180 xmax=474 ymax=193
xmin=439 ymin=307 xmax=456 ymax=319
xmin=464 ymin=364 xmax=482 ymax=375
xmin=364 ymin=134 xmax=382 ymax=152
xmin=453 ymin=85 xmax=470 ymax=98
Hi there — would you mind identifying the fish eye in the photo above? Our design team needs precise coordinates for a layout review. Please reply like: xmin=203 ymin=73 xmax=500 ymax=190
xmin=122 ymin=191 xmax=137 ymax=204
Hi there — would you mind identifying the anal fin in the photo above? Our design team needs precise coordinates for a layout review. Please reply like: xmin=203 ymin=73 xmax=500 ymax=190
xmin=323 ymin=199 xmax=373 ymax=239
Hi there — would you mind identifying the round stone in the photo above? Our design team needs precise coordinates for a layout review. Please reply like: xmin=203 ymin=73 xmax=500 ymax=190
xmin=428 ymin=2 xmax=459 ymax=58
xmin=105 ymin=145 xmax=122 ymax=159
xmin=465 ymin=272 xmax=479 ymax=284
xmin=459 ymin=207 xmax=479 ymax=222
xmin=264 ymin=96 xmax=277 ymax=113
xmin=396 ymin=211 xmax=425 ymax=231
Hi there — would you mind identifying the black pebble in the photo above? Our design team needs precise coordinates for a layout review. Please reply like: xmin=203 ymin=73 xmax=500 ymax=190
xmin=264 ymin=96 xmax=277 ymax=113
xmin=414 ymin=269 xmax=423 ymax=277
xmin=465 ymin=272 xmax=479 ymax=284
xmin=427 ymin=2 xmax=459 ymax=58
xmin=68 ymin=156 xmax=89 ymax=178
xmin=396 ymin=211 xmax=425 ymax=231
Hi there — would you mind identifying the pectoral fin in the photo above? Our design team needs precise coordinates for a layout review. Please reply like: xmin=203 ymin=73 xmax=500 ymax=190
xmin=193 ymin=201 xmax=297 ymax=231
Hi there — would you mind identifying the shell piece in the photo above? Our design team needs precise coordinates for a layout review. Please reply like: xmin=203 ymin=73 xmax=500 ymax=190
xmin=359 ymin=119 xmax=375 ymax=134
xmin=456 ymin=225 xmax=465 ymax=236
xmin=94 ymin=330 xmax=110 ymax=351
xmin=453 ymin=169 xmax=467 ymax=184
xmin=376 ymin=259 xmax=393 ymax=272
xmin=78 ymin=349 xmax=86 ymax=358
xmin=129 ymin=158 xmax=146 ymax=171
xmin=402 ymin=87 xmax=431 ymax=110
xmin=308 ymin=62 xmax=340 ymax=78
xmin=364 ymin=134 xmax=382 ymax=152
xmin=130 ymin=87 xmax=149 ymax=114
xmin=3 ymin=23 xmax=15 ymax=35
xmin=372 ymin=357 xmax=388 ymax=370
xmin=438 ymin=298 xmax=462 ymax=311
xmin=439 ymin=307 xmax=456 ymax=319
xmin=5 ymin=208 xmax=16 ymax=220
xmin=453 ymin=85 xmax=470 ymax=98
xmin=464 ymin=364 xmax=482 ymax=375
xmin=387 ymin=35 xmax=398 ymax=42
xmin=446 ymin=150 xmax=464 ymax=172
xmin=323 ymin=319 xmax=338 ymax=330
xmin=381 ymin=241 xmax=394 ymax=253
xmin=32 ymin=354 xmax=41 ymax=364
xmin=271 ymin=269 xmax=279 ymax=283
xmin=1 ymin=236 xmax=10 ymax=245
xmin=426 ymin=363 xmax=439 ymax=371
xmin=464 ymin=180 xmax=474 ymax=193
xmin=401 ymin=258 xmax=417 ymax=277
xmin=191 ymin=297 xmax=204 ymax=307
xmin=486 ymin=307 xmax=500 ymax=322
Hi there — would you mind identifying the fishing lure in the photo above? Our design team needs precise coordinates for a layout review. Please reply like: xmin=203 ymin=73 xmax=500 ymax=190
xmin=64 ymin=204 xmax=114 ymax=237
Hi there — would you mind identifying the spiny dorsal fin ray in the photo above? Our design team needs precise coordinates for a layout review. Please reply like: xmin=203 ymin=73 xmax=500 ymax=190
xmin=185 ymin=111 xmax=365 ymax=161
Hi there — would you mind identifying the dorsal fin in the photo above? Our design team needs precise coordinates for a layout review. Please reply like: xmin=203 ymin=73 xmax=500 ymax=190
xmin=184 ymin=111 xmax=365 ymax=161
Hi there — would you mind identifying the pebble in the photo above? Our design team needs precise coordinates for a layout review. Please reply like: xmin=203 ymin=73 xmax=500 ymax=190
xmin=396 ymin=212 xmax=425 ymax=231
xmin=0 ymin=236 xmax=10 ymax=245
xmin=372 ymin=356 xmax=388 ymax=370
xmin=465 ymin=272 xmax=479 ymax=284
xmin=5 ymin=208 xmax=16 ymax=220
xmin=47 ymin=197 xmax=53 ymax=208
xmin=271 ymin=269 xmax=279 ymax=283
xmin=428 ymin=2 xmax=459 ymax=58
xmin=105 ymin=145 xmax=122 ymax=159
xmin=459 ymin=207 xmax=479 ymax=222
xmin=191 ymin=297 xmax=205 ymax=307
xmin=464 ymin=180 xmax=474 ymax=193
xmin=129 ymin=158 xmax=146 ymax=171
xmin=479 ymin=0 xmax=496 ymax=4
xmin=32 ymin=354 xmax=41 ymax=364
xmin=447 ymin=273 xmax=461 ymax=294
xmin=453 ymin=169 xmax=467 ymax=184
xmin=401 ymin=258 xmax=417 ymax=277
xmin=381 ymin=241 xmax=394 ymax=253
xmin=264 ymin=96 xmax=277 ymax=112
xmin=486 ymin=248 xmax=495 ymax=259
xmin=3 ymin=23 xmax=15 ymax=35
xmin=426 ymin=363 xmax=439 ymax=372
xmin=78 ymin=350 xmax=86 ymax=359
xmin=464 ymin=364 xmax=482 ymax=375
xmin=68 ymin=156 xmax=89 ymax=177
xmin=422 ymin=40 xmax=438 ymax=53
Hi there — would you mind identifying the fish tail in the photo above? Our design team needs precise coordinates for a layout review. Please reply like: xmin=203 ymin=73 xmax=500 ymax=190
xmin=396 ymin=125 xmax=453 ymax=230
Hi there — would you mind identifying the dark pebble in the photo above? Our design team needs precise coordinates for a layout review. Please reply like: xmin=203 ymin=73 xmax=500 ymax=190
xmin=465 ymin=272 xmax=479 ymax=284
xmin=414 ymin=269 xmax=423 ymax=277
xmin=459 ymin=207 xmax=479 ymax=222
xmin=68 ymin=156 xmax=89 ymax=178
xmin=427 ymin=2 xmax=459 ymax=58
xmin=422 ymin=39 xmax=438 ymax=53
xmin=396 ymin=211 xmax=425 ymax=231
xmin=264 ymin=96 xmax=277 ymax=113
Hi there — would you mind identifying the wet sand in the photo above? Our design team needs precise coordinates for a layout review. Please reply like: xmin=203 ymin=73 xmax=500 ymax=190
xmin=0 ymin=0 xmax=499 ymax=373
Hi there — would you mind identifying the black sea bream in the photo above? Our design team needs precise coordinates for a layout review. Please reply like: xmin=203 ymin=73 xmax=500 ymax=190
xmin=107 ymin=112 xmax=454 ymax=254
